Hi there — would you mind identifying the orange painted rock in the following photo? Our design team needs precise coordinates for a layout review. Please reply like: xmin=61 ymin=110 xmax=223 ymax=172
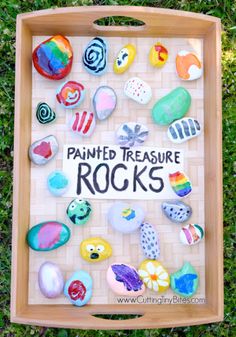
xmin=176 ymin=50 xmax=202 ymax=80
xmin=149 ymin=42 xmax=168 ymax=67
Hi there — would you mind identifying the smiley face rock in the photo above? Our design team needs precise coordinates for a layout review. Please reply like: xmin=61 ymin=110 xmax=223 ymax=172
xmin=149 ymin=42 xmax=168 ymax=68
xmin=56 ymin=81 xmax=85 ymax=109
xmin=113 ymin=44 xmax=136 ymax=74
xmin=80 ymin=237 xmax=112 ymax=263
xmin=176 ymin=50 xmax=203 ymax=81
xmin=66 ymin=199 xmax=92 ymax=226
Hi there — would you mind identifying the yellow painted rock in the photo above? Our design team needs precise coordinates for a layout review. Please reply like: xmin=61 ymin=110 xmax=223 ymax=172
xmin=80 ymin=237 xmax=112 ymax=263
xmin=138 ymin=260 xmax=170 ymax=292
xmin=113 ymin=44 xmax=136 ymax=74
xmin=149 ymin=42 xmax=168 ymax=67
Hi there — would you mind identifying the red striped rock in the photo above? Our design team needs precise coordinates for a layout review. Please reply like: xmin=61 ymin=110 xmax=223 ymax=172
xmin=70 ymin=111 xmax=96 ymax=137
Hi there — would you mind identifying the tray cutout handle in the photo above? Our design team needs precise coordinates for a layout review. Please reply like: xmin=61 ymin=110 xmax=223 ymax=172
xmin=93 ymin=15 xmax=146 ymax=32
xmin=89 ymin=312 xmax=149 ymax=329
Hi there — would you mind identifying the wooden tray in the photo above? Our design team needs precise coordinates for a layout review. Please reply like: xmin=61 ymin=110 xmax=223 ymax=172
xmin=11 ymin=6 xmax=223 ymax=329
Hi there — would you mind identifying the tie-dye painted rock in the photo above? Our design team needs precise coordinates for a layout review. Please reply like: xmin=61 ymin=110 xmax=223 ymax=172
xmin=151 ymin=87 xmax=191 ymax=126
xmin=107 ymin=263 xmax=145 ymax=296
xmin=56 ymin=81 xmax=85 ymax=109
xmin=29 ymin=135 xmax=58 ymax=166
xmin=176 ymin=50 xmax=203 ymax=81
xmin=140 ymin=223 xmax=160 ymax=260
xmin=82 ymin=37 xmax=107 ymax=76
xmin=124 ymin=77 xmax=152 ymax=105
xmin=113 ymin=44 xmax=136 ymax=74
xmin=167 ymin=117 xmax=201 ymax=144
xmin=38 ymin=262 xmax=64 ymax=298
xmin=64 ymin=270 xmax=93 ymax=306
xmin=80 ymin=237 xmax=112 ymax=263
xmin=138 ymin=260 xmax=170 ymax=292
xmin=66 ymin=199 xmax=92 ymax=225
xmin=70 ymin=111 xmax=96 ymax=137
xmin=47 ymin=170 xmax=69 ymax=197
xmin=149 ymin=42 xmax=168 ymax=68
xmin=116 ymin=122 xmax=149 ymax=147
xmin=162 ymin=200 xmax=192 ymax=223
xmin=180 ymin=224 xmax=204 ymax=245
xmin=27 ymin=221 xmax=70 ymax=251
xmin=32 ymin=35 xmax=73 ymax=80
xmin=170 ymin=262 xmax=199 ymax=297
xmin=93 ymin=86 xmax=117 ymax=121
xmin=169 ymin=171 xmax=192 ymax=198
xmin=36 ymin=102 xmax=56 ymax=124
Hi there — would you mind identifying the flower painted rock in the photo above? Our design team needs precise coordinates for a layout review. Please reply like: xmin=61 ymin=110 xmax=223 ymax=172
xmin=29 ymin=135 xmax=58 ymax=166
xmin=70 ymin=111 xmax=96 ymax=137
xmin=108 ymin=202 xmax=145 ymax=233
xmin=56 ymin=81 xmax=85 ymax=109
xmin=180 ymin=224 xmax=204 ymax=245
xmin=80 ymin=237 xmax=112 ymax=262
xmin=140 ymin=222 xmax=160 ymax=260
xmin=169 ymin=171 xmax=192 ymax=198
xmin=124 ymin=77 xmax=152 ymax=105
xmin=32 ymin=35 xmax=73 ymax=80
xmin=93 ymin=86 xmax=117 ymax=121
xmin=167 ymin=117 xmax=201 ymax=144
xmin=113 ymin=44 xmax=136 ymax=74
xmin=138 ymin=260 xmax=170 ymax=292
xmin=162 ymin=200 xmax=192 ymax=223
xmin=47 ymin=170 xmax=69 ymax=196
xmin=38 ymin=262 xmax=64 ymax=298
xmin=66 ymin=199 xmax=92 ymax=225
xmin=176 ymin=50 xmax=202 ymax=81
xmin=151 ymin=87 xmax=191 ymax=126
xmin=82 ymin=37 xmax=107 ymax=76
xmin=107 ymin=263 xmax=145 ymax=296
xmin=116 ymin=122 xmax=149 ymax=147
xmin=170 ymin=262 xmax=199 ymax=297
xmin=64 ymin=270 xmax=93 ymax=306
xmin=27 ymin=221 xmax=70 ymax=251
xmin=36 ymin=102 xmax=56 ymax=124
xmin=149 ymin=42 xmax=168 ymax=68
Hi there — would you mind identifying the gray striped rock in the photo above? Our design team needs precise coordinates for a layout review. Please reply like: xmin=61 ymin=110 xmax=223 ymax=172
xmin=140 ymin=222 xmax=160 ymax=260
xmin=162 ymin=200 xmax=192 ymax=223
xmin=167 ymin=117 xmax=201 ymax=144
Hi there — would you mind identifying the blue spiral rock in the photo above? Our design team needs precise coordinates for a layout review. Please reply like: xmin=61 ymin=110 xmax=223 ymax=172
xmin=82 ymin=37 xmax=107 ymax=76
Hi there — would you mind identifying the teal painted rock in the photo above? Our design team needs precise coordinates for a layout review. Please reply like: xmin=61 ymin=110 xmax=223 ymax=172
xmin=47 ymin=170 xmax=69 ymax=196
xmin=151 ymin=87 xmax=191 ymax=126
xmin=170 ymin=262 xmax=198 ymax=297
xmin=27 ymin=221 xmax=71 ymax=251
xmin=66 ymin=199 xmax=92 ymax=225
xmin=64 ymin=270 xmax=93 ymax=306
xmin=36 ymin=102 xmax=56 ymax=124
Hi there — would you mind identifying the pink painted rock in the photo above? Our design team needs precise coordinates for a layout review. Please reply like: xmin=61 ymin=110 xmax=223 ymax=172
xmin=93 ymin=86 xmax=117 ymax=121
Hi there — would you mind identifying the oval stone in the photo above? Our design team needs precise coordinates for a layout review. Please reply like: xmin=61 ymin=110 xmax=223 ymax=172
xmin=151 ymin=87 xmax=191 ymax=126
xmin=29 ymin=135 xmax=58 ymax=166
xmin=80 ymin=237 xmax=112 ymax=263
xmin=149 ymin=42 xmax=168 ymax=68
xmin=47 ymin=170 xmax=69 ymax=197
xmin=27 ymin=221 xmax=70 ymax=251
xmin=116 ymin=122 xmax=149 ymax=147
xmin=167 ymin=117 xmax=201 ymax=143
xmin=140 ymin=222 xmax=160 ymax=260
xmin=36 ymin=102 xmax=56 ymax=124
xmin=138 ymin=260 xmax=170 ymax=292
xmin=93 ymin=86 xmax=117 ymax=121
xmin=113 ymin=44 xmax=136 ymax=74
xmin=176 ymin=50 xmax=203 ymax=81
xmin=64 ymin=270 xmax=93 ymax=306
xmin=162 ymin=200 xmax=192 ymax=223
xmin=70 ymin=111 xmax=96 ymax=137
xmin=66 ymin=199 xmax=92 ymax=225
xmin=38 ymin=262 xmax=64 ymax=298
xmin=180 ymin=224 xmax=204 ymax=245
xmin=56 ymin=81 xmax=85 ymax=109
xmin=124 ymin=77 xmax=152 ymax=105
xmin=82 ymin=37 xmax=107 ymax=76
xmin=170 ymin=262 xmax=199 ymax=297
xmin=169 ymin=171 xmax=192 ymax=198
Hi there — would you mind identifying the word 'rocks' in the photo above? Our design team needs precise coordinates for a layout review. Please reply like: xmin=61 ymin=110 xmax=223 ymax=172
xmin=38 ymin=262 xmax=64 ymax=298
xmin=124 ymin=77 xmax=152 ymax=105
xmin=170 ymin=262 xmax=199 ymax=297
xmin=162 ymin=200 xmax=192 ymax=223
xmin=138 ymin=260 xmax=170 ymax=292
xmin=47 ymin=170 xmax=69 ymax=197
xmin=56 ymin=81 xmax=85 ymax=109
xmin=36 ymin=102 xmax=56 ymax=124
xmin=169 ymin=171 xmax=192 ymax=198
xmin=149 ymin=42 xmax=168 ymax=68
xmin=114 ymin=44 xmax=136 ymax=74
xmin=140 ymin=222 xmax=160 ymax=260
xmin=93 ymin=86 xmax=117 ymax=121
xmin=67 ymin=199 xmax=92 ymax=225
xmin=180 ymin=224 xmax=204 ymax=245
xmin=83 ymin=37 xmax=107 ymax=76
xmin=64 ymin=270 xmax=93 ymax=306
xmin=116 ymin=122 xmax=149 ymax=147
xmin=29 ymin=135 xmax=58 ymax=165
xmin=176 ymin=50 xmax=203 ymax=81
xmin=80 ymin=237 xmax=112 ymax=263
xmin=168 ymin=117 xmax=201 ymax=144
xmin=70 ymin=111 xmax=96 ymax=137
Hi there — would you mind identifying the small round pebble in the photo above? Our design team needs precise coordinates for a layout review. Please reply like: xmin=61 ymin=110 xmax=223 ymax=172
xmin=66 ymin=199 xmax=92 ymax=225
xmin=38 ymin=262 xmax=64 ymax=298
xmin=47 ymin=170 xmax=69 ymax=196
xmin=64 ymin=270 xmax=93 ymax=306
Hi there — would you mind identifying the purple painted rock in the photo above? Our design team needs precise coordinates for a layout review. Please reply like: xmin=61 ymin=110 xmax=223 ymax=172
xmin=38 ymin=262 xmax=64 ymax=298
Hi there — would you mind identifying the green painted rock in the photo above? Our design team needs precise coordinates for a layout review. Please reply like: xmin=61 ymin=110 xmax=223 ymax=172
xmin=27 ymin=221 xmax=71 ymax=251
xmin=170 ymin=262 xmax=198 ymax=297
xmin=151 ymin=87 xmax=191 ymax=126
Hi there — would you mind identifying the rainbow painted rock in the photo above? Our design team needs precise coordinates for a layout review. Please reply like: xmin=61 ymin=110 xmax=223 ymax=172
xmin=47 ymin=170 xmax=69 ymax=197
xmin=162 ymin=200 xmax=192 ymax=223
xmin=36 ymin=102 xmax=56 ymax=124
xmin=167 ymin=117 xmax=201 ymax=144
xmin=93 ymin=86 xmax=117 ymax=121
xmin=80 ymin=237 xmax=112 ymax=263
xmin=29 ymin=135 xmax=58 ymax=166
xmin=113 ymin=44 xmax=136 ymax=74
xmin=124 ymin=77 xmax=152 ymax=105
xmin=64 ymin=270 xmax=93 ymax=306
xmin=169 ymin=171 xmax=192 ymax=198
xmin=140 ymin=222 xmax=160 ymax=260
xmin=151 ymin=87 xmax=191 ymax=126
xmin=138 ymin=260 xmax=170 ymax=292
xmin=116 ymin=122 xmax=149 ymax=147
xmin=170 ymin=262 xmax=199 ymax=297
xmin=66 ymin=199 xmax=92 ymax=225
xmin=83 ymin=37 xmax=107 ymax=76
xmin=27 ymin=221 xmax=70 ymax=251
xmin=70 ymin=111 xmax=96 ymax=137
xmin=176 ymin=50 xmax=203 ymax=81
xmin=38 ymin=262 xmax=64 ymax=298
xmin=107 ymin=263 xmax=145 ymax=296
xmin=56 ymin=81 xmax=85 ymax=109
xmin=32 ymin=35 xmax=73 ymax=80
xmin=149 ymin=42 xmax=168 ymax=68
xmin=180 ymin=224 xmax=204 ymax=245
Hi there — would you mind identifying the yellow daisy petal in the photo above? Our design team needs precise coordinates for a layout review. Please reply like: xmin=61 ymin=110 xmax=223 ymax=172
xmin=147 ymin=280 xmax=153 ymax=289
xmin=157 ymin=280 xmax=169 ymax=287
xmin=159 ymin=272 xmax=168 ymax=280
xmin=152 ymin=281 xmax=159 ymax=292
xmin=146 ymin=261 xmax=155 ymax=274
xmin=138 ymin=269 xmax=148 ymax=278
xmin=156 ymin=265 xmax=164 ymax=275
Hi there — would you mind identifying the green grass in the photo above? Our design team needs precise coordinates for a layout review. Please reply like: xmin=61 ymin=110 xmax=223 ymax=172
xmin=0 ymin=0 xmax=235 ymax=336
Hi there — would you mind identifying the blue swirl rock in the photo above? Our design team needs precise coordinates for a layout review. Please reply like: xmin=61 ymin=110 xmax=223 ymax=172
xmin=82 ymin=37 xmax=107 ymax=76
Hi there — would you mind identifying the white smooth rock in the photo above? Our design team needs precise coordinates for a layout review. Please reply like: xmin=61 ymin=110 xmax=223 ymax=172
xmin=124 ymin=77 xmax=152 ymax=104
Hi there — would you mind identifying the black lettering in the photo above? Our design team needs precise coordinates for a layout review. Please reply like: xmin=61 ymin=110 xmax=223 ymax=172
xmin=111 ymin=164 xmax=128 ymax=191
xmin=149 ymin=167 xmax=164 ymax=193
xmin=133 ymin=165 xmax=148 ymax=192
xmin=150 ymin=151 xmax=157 ymax=164
xmin=67 ymin=147 xmax=75 ymax=159
xmin=77 ymin=163 xmax=95 ymax=195
xmin=175 ymin=151 xmax=181 ymax=164
xmin=166 ymin=151 xmax=173 ymax=163
xmin=93 ymin=163 xmax=109 ymax=193
xmin=109 ymin=150 xmax=116 ymax=160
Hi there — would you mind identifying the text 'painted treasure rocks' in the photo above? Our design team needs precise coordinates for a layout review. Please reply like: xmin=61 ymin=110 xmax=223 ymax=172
xmin=170 ymin=262 xmax=199 ymax=297
xmin=70 ymin=111 xmax=96 ymax=137
xmin=66 ymin=199 xmax=92 ymax=225
xmin=38 ymin=262 xmax=64 ymax=298
xmin=116 ymin=122 xmax=149 ymax=147
xmin=113 ymin=44 xmax=136 ymax=74
xmin=36 ymin=102 xmax=56 ymax=124
xmin=124 ymin=77 xmax=152 ymax=105
xmin=80 ymin=237 xmax=112 ymax=263
xmin=29 ymin=135 xmax=58 ymax=166
xmin=176 ymin=50 xmax=203 ymax=81
xmin=64 ymin=270 xmax=93 ymax=306
xmin=56 ymin=81 xmax=85 ymax=109
xmin=93 ymin=86 xmax=117 ymax=121
xmin=180 ymin=224 xmax=204 ymax=245
xmin=162 ymin=200 xmax=192 ymax=223
xmin=32 ymin=35 xmax=73 ymax=80
xmin=149 ymin=42 xmax=168 ymax=68
xmin=138 ymin=260 xmax=170 ymax=292
xmin=169 ymin=171 xmax=192 ymax=198
xmin=140 ymin=222 xmax=160 ymax=260
xmin=82 ymin=37 xmax=107 ymax=76
xmin=47 ymin=170 xmax=69 ymax=196
xmin=167 ymin=117 xmax=201 ymax=144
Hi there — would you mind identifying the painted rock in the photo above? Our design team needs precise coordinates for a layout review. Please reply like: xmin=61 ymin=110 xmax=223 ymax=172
xmin=170 ymin=262 xmax=198 ymax=297
xmin=169 ymin=171 xmax=192 ymax=198
xmin=140 ymin=222 xmax=160 ymax=260
xmin=29 ymin=135 xmax=58 ymax=166
xmin=80 ymin=237 xmax=112 ymax=263
xmin=149 ymin=42 xmax=168 ymax=68
xmin=151 ymin=87 xmax=191 ymax=126
xmin=167 ymin=117 xmax=201 ymax=144
xmin=108 ymin=202 xmax=145 ymax=233
xmin=70 ymin=111 xmax=96 ymax=137
xmin=138 ymin=260 xmax=170 ymax=292
xmin=180 ymin=224 xmax=204 ymax=245
xmin=47 ymin=170 xmax=69 ymax=197
xmin=82 ymin=37 xmax=107 ymax=76
xmin=124 ymin=77 xmax=152 ymax=105
xmin=32 ymin=35 xmax=73 ymax=80
xmin=107 ymin=263 xmax=145 ymax=296
xmin=116 ymin=122 xmax=149 ymax=147
xmin=38 ymin=262 xmax=64 ymax=298
xmin=66 ymin=199 xmax=92 ymax=225
xmin=64 ymin=270 xmax=93 ymax=306
xmin=56 ymin=81 xmax=85 ymax=109
xmin=93 ymin=86 xmax=117 ymax=121
xmin=162 ymin=200 xmax=192 ymax=223
xmin=176 ymin=50 xmax=202 ymax=81
xmin=27 ymin=221 xmax=70 ymax=251
xmin=36 ymin=102 xmax=56 ymax=124
xmin=113 ymin=44 xmax=136 ymax=74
